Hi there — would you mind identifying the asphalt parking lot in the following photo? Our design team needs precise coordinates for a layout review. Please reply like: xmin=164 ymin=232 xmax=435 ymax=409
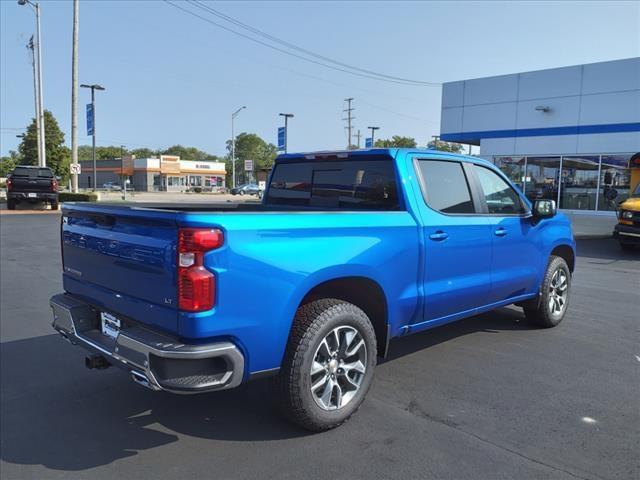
xmin=1 ymin=212 xmax=638 ymax=480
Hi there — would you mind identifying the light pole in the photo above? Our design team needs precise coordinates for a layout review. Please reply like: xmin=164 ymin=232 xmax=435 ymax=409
xmin=26 ymin=36 xmax=41 ymax=167
xmin=367 ymin=126 xmax=379 ymax=147
xmin=81 ymin=83 xmax=105 ymax=191
xmin=278 ymin=113 xmax=294 ymax=153
xmin=71 ymin=0 xmax=79 ymax=192
xmin=18 ymin=0 xmax=46 ymax=167
xmin=231 ymin=106 xmax=246 ymax=189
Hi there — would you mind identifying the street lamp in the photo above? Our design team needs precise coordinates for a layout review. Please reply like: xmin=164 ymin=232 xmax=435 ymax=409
xmin=18 ymin=0 xmax=46 ymax=167
xmin=80 ymin=83 xmax=105 ymax=191
xmin=279 ymin=113 xmax=294 ymax=153
xmin=231 ymin=106 xmax=246 ymax=189
xmin=367 ymin=126 xmax=380 ymax=147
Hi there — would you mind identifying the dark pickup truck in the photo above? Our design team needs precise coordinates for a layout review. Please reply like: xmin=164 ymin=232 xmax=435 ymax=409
xmin=6 ymin=165 xmax=59 ymax=210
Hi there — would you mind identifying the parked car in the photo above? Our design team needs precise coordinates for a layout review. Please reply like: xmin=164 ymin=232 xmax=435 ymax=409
xmin=6 ymin=165 xmax=58 ymax=210
xmin=613 ymin=182 xmax=640 ymax=250
xmin=102 ymin=182 xmax=122 ymax=191
xmin=50 ymin=149 xmax=575 ymax=431
xmin=230 ymin=183 xmax=260 ymax=196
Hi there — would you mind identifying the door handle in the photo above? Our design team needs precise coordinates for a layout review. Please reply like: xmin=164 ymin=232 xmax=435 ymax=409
xmin=494 ymin=227 xmax=508 ymax=237
xmin=429 ymin=231 xmax=449 ymax=241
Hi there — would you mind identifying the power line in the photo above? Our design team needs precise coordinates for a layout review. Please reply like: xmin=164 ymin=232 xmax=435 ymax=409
xmin=188 ymin=0 xmax=441 ymax=87
xmin=163 ymin=1 xmax=439 ymax=87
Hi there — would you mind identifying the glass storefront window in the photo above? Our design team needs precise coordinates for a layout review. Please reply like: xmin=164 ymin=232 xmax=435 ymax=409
xmin=559 ymin=156 xmax=599 ymax=210
xmin=525 ymin=157 xmax=560 ymax=203
xmin=598 ymin=155 xmax=630 ymax=211
xmin=493 ymin=156 xmax=526 ymax=191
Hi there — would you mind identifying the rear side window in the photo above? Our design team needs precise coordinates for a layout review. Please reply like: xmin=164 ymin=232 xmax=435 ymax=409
xmin=266 ymin=159 xmax=400 ymax=210
xmin=473 ymin=165 xmax=528 ymax=214
xmin=416 ymin=160 xmax=474 ymax=214
xmin=11 ymin=167 xmax=53 ymax=178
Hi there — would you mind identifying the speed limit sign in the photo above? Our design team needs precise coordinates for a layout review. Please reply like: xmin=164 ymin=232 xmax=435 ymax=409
xmin=70 ymin=163 xmax=81 ymax=174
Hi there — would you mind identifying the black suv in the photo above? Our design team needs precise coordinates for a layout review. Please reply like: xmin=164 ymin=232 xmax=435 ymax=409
xmin=6 ymin=166 xmax=59 ymax=210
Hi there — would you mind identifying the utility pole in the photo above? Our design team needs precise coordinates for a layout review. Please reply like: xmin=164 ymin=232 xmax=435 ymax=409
xmin=431 ymin=135 xmax=440 ymax=151
xmin=367 ymin=126 xmax=379 ymax=147
xmin=353 ymin=129 xmax=362 ymax=149
xmin=71 ymin=0 xmax=79 ymax=192
xmin=19 ymin=0 xmax=46 ymax=166
xmin=26 ymin=36 xmax=41 ymax=167
xmin=279 ymin=113 xmax=294 ymax=153
xmin=231 ymin=106 xmax=246 ymax=189
xmin=80 ymin=83 xmax=105 ymax=191
xmin=343 ymin=98 xmax=354 ymax=150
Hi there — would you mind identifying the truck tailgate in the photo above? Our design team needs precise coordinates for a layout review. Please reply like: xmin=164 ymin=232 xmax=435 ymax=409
xmin=61 ymin=204 xmax=179 ymax=333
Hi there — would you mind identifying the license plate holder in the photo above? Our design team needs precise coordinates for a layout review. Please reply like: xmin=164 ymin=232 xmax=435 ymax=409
xmin=27 ymin=193 xmax=37 ymax=198
xmin=100 ymin=312 xmax=121 ymax=340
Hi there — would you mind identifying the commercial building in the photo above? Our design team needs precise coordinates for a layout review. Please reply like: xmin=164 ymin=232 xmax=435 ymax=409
xmin=440 ymin=57 xmax=640 ymax=214
xmin=78 ymin=155 xmax=226 ymax=192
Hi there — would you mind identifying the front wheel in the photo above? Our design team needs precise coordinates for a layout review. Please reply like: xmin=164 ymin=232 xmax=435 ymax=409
xmin=524 ymin=255 xmax=571 ymax=327
xmin=272 ymin=299 xmax=377 ymax=431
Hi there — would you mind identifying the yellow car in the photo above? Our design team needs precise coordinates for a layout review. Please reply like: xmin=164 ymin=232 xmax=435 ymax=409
xmin=614 ymin=182 xmax=640 ymax=250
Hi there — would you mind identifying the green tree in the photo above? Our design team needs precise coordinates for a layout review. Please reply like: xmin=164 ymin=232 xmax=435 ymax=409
xmin=1 ymin=150 xmax=21 ymax=177
xmin=225 ymin=133 xmax=277 ymax=185
xmin=78 ymin=145 xmax=128 ymax=161
xmin=374 ymin=135 xmax=417 ymax=148
xmin=428 ymin=139 xmax=465 ymax=153
xmin=162 ymin=144 xmax=217 ymax=161
xmin=130 ymin=147 xmax=158 ymax=158
xmin=18 ymin=110 xmax=70 ymax=180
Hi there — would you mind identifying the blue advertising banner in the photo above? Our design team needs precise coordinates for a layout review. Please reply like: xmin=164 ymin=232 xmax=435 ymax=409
xmin=86 ymin=103 xmax=94 ymax=136
xmin=277 ymin=127 xmax=286 ymax=151
xmin=365 ymin=137 xmax=373 ymax=148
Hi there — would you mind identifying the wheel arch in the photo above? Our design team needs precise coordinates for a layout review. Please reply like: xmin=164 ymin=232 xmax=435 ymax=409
xmin=298 ymin=276 xmax=390 ymax=358
xmin=550 ymin=244 xmax=575 ymax=273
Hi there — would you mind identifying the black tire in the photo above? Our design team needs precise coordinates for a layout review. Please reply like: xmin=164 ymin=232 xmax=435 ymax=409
xmin=7 ymin=199 xmax=16 ymax=210
xmin=51 ymin=201 xmax=59 ymax=211
xmin=239 ymin=190 xmax=245 ymax=196
xmin=620 ymin=242 xmax=635 ymax=251
xmin=272 ymin=298 xmax=377 ymax=431
xmin=524 ymin=255 xmax=571 ymax=328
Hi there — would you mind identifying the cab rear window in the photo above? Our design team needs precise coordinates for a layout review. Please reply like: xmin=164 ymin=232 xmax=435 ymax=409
xmin=11 ymin=167 xmax=53 ymax=178
xmin=266 ymin=159 xmax=401 ymax=210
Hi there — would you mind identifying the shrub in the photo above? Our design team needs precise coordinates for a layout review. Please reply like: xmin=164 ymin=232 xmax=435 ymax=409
xmin=59 ymin=192 xmax=99 ymax=202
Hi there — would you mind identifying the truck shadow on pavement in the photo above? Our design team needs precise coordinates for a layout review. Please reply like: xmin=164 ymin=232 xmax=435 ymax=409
xmin=575 ymin=237 xmax=639 ymax=262
xmin=1 ymin=306 xmax=535 ymax=472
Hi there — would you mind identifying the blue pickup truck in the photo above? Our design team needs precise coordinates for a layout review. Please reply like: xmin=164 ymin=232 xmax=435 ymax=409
xmin=50 ymin=149 xmax=575 ymax=431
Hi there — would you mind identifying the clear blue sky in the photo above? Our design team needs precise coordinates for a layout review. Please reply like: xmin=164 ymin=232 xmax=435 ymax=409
xmin=1 ymin=1 xmax=639 ymax=157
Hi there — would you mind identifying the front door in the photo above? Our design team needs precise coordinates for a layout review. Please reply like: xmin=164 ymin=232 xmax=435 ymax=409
xmin=414 ymin=159 xmax=493 ymax=323
xmin=470 ymin=164 xmax=542 ymax=303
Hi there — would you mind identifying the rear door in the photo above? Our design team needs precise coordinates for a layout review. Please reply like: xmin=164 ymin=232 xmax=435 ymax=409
xmin=469 ymin=163 xmax=542 ymax=303
xmin=414 ymin=159 xmax=493 ymax=322
xmin=61 ymin=204 xmax=179 ymax=333
xmin=10 ymin=167 xmax=53 ymax=192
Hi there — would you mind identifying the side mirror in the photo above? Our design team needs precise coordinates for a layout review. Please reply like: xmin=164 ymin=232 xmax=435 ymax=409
xmin=533 ymin=199 xmax=557 ymax=219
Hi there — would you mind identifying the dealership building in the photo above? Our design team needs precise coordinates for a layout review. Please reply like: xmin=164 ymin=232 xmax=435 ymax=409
xmin=440 ymin=57 xmax=640 ymax=214
xmin=78 ymin=155 xmax=227 ymax=192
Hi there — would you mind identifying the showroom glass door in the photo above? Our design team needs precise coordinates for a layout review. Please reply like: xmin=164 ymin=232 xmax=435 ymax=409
xmin=598 ymin=155 xmax=631 ymax=211
xmin=524 ymin=157 xmax=561 ymax=203
xmin=559 ymin=156 xmax=600 ymax=210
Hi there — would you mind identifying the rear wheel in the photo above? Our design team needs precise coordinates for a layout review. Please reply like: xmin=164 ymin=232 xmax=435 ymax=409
xmin=524 ymin=256 xmax=571 ymax=328
xmin=7 ymin=199 xmax=16 ymax=210
xmin=51 ymin=201 xmax=59 ymax=210
xmin=620 ymin=242 xmax=635 ymax=251
xmin=272 ymin=298 xmax=377 ymax=431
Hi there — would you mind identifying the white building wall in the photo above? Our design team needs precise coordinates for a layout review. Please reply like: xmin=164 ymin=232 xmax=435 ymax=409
xmin=441 ymin=57 xmax=640 ymax=156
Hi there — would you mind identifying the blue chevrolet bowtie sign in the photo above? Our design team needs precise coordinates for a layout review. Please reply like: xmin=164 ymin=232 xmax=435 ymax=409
xmin=277 ymin=127 xmax=286 ymax=151
xmin=86 ymin=103 xmax=94 ymax=136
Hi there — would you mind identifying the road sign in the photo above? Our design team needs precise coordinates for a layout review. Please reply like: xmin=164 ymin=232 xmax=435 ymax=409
xmin=244 ymin=159 xmax=253 ymax=171
xmin=86 ymin=103 xmax=94 ymax=136
xmin=277 ymin=127 xmax=286 ymax=151
xmin=365 ymin=137 xmax=373 ymax=148
xmin=70 ymin=163 xmax=81 ymax=175
xmin=258 ymin=180 xmax=266 ymax=191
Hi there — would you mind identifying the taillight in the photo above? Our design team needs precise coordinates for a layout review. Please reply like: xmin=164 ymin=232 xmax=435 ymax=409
xmin=177 ymin=228 xmax=223 ymax=312
xmin=6 ymin=178 xmax=12 ymax=192
xmin=51 ymin=178 xmax=58 ymax=192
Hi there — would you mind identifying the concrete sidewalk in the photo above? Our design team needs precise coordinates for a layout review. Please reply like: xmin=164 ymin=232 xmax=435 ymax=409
xmin=565 ymin=212 xmax=616 ymax=239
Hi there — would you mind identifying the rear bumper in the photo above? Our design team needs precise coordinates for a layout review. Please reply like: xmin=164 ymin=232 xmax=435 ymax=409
xmin=50 ymin=293 xmax=245 ymax=393
xmin=613 ymin=224 xmax=640 ymax=244
xmin=8 ymin=192 xmax=57 ymax=201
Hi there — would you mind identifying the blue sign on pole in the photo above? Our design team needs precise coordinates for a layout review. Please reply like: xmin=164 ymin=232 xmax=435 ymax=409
xmin=365 ymin=137 xmax=373 ymax=148
xmin=86 ymin=103 xmax=94 ymax=136
xmin=277 ymin=127 xmax=286 ymax=151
